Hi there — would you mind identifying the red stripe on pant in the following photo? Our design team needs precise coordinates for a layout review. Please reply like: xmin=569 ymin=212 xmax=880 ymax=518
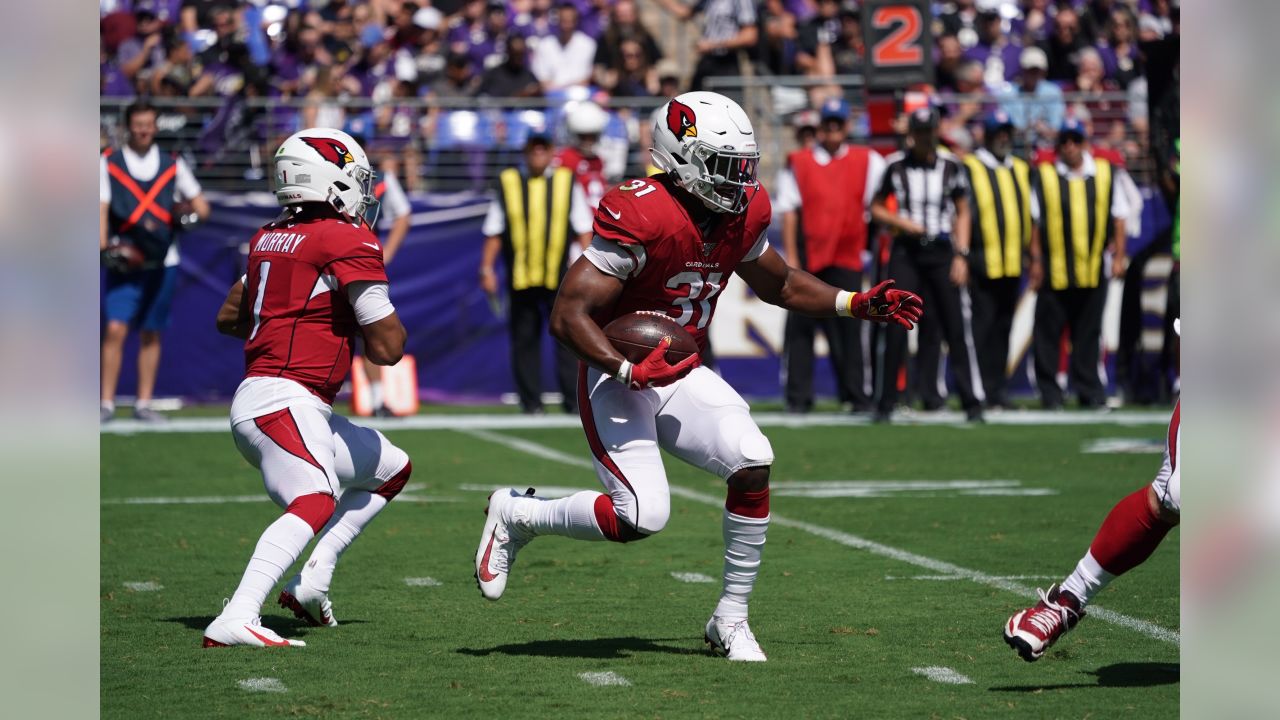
xmin=373 ymin=460 xmax=412 ymax=501
xmin=1167 ymin=401 xmax=1179 ymax=471
xmin=578 ymin=363 xmax=643 ymax=543
xmin=254 ymin=408 xmax=326 ymax=474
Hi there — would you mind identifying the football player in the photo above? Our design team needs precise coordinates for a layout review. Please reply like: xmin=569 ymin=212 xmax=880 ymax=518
xmin=203 ymin=129 xmax=412 ymax=648
xmin=473 ymin=92 xmax=924 ymax=661
xmin=1004 ymin=320 xmax=1181 ymax=661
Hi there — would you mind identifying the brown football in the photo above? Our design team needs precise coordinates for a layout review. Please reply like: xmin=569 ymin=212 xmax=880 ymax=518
xmin=603 ymin=311 xmax=699 ymax=364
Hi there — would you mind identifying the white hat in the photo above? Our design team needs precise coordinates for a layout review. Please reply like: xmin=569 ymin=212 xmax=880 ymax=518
xmin=413 ymin=7 xmax=443 ymax=30
xmin=1020 ymin=46 xmax=1048 ymax=71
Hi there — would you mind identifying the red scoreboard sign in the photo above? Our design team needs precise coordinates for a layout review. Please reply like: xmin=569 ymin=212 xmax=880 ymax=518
xmin=862 ymin=0 xmax=934 ymax=90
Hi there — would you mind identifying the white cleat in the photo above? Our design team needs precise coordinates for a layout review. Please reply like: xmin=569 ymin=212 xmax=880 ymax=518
xmin=278 ymin=575 xmax=337 ymax=628
xmin=202 ymin=615 xmax=305 ymax=648
xmin=474 ymin=487 xmax=535 ymax=601
xmin=705 ymin=616 xmax=768 ymax=662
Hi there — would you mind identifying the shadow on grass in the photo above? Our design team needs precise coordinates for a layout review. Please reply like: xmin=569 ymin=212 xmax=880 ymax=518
xmin=990 ymin=662 xmax=1180 ymax=692
xmin=457 ymin=636 xmax=699 ymax=659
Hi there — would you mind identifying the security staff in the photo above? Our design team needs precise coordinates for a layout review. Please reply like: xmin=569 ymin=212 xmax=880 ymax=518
xmin=100 ymin=100 xmax=210 ymax=423
xmin=775 ymin=98 xmax=885 ymax=412
xmin=1029 ymin=118 xmax=1130 ymax=409
xmin=870 ymin=107 xmax=985 ymax=422
xmin=479 ymin=134 xmax=593 ymax=413
xmin=961 ymin=110 xmax=1033 ymax=409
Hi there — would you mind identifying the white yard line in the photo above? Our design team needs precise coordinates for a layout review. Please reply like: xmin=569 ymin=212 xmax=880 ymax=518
xmin=911 ymin=666 xmax=974 ymax=685
xmin=465 ymin=429 xmax=1181 ymax=647
xmin=1082 ymin=438 xmax=1166 ymax=454
xmin=577 ymin=671 xmax=632 ymax=687
xmin=885 ymin=575 xmax=1058 ymax=582
xmin=237 ymin=678 xmax=287 ymax=693
xmin=100 ymin=410 xmax=1171 ymax=435
xmin=404 ymin=577 xmax=443 ymax=587
xmin=122 ymin=581 xmax=164 ymax=591
xmin=670 ymin=572 xmax=716 ymax=584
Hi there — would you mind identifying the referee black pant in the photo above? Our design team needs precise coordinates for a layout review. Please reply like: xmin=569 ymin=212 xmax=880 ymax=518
xmin=1032 ymin=286 xmax=1107 ymax=408
xmin=509 ymin=288 xmax=578 ymax=414
xmin=967 ymin=275 xmax=1022 ymax=408
xmin=876 ymin=242 xmax=984 ymax=414
xmin=782 ymin=266 xmax=869 ymax=411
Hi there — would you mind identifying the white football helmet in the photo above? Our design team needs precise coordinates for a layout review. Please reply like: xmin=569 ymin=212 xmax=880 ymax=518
xmin=565 ymin=100 xmax=609 ymax=137
xmin=650 ymin=91 xmax=760 ymax=213
xmin=274 ymin=128 xmax=378 ymax=225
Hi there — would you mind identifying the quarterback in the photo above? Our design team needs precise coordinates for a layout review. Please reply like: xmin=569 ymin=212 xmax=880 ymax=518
xmin=203 ymin=129 xmax=412 ymax=647
xmin=474 ymin=92 xmax=924 ymax=661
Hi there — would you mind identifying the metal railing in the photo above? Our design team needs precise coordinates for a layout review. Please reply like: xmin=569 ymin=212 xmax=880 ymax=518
xmin=101 ymin=85 xmax=1152 ymax=192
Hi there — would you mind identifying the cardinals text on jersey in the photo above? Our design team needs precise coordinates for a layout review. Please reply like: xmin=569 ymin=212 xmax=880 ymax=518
xmin=242 ymin=215 xmax=388 ymax=403
xmin=592 ymin=174 xmax=772 ymax=351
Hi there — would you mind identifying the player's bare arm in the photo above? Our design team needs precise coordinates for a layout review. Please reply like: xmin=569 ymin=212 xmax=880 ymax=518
xmin=550 ymin=258 xmax=699 ymax=388
xmin=215 ymin=279 xmax=251 ymax=339
xmin=361 ymin=313 xmax=406 ymax=366
xmin=549 ymin=259 xmax=629 ymax=374
xmin=737 ymin=245 xmax=924 ymax=329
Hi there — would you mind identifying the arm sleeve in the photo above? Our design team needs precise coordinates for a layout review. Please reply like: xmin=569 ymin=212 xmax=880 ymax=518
xmin=380 ymin=174 xmax=412 ymax=222
xmin=583 ymin=235 xmax=638 ymax=279
xmin=742 ymin=230 xmax=770 ymax=262
xmin=100 ymin=157 xmax=111 ymax=203
xmin=345 ymin=281 xmax=396 ymax=326
xmin=947 ymin=160 xmax=969 ymax=200
xmin=174 ymin=157 xmax=203 ymax=201
xmin=864 ymin=151 xmax=887 ymax=209
xmin=773 ymin=168 xmax=800 ymax=213
xmin=570 ymin=182 xmax=594 ymax=234
xmin=481 ymin=196 xmax=506 ymax=236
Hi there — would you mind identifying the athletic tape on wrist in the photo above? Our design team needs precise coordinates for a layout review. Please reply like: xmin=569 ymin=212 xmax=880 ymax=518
xmin=836 ymin=290 xmax=854 ymax=318
xmin=615 ymin=360 xmax=633 ymax=385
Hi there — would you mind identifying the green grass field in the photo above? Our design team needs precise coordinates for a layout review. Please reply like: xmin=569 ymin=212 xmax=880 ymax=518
xmin=102 ymin=415 xmax=1178 ymax=718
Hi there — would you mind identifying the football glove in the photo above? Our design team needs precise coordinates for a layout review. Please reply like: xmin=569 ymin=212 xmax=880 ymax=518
xmin=623 ymin=336 xmax=700 ymax=390
xmin=848 ymin=280 xmax=924 ymax=330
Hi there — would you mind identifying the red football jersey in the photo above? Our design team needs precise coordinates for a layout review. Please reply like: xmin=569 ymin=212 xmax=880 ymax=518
xmin=593 ymin=174 xmax=772 ymax=351
xmin=554 ymin=147 xmax=607 ymax=209
xmin=242 ymin=214 xmax=388 ymax=404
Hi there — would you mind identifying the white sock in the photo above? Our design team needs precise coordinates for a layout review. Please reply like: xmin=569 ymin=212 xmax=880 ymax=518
xmin=100 ymin=400 xmax=115 ymax=413
xmin=715 ymin=511 xmax=769 ymax=620
xmin=369 ymin=381 xmax=384 ymax=409
xmin=300 ymin=490 xmax=390 ymax=593
xmin=134 ymin=399 xmax=150 ymax=411
xmin=1060 ymin=550 xmax=1115 ymax=607
xmin=516 ymin=491 xmax=606 ymax=541
xmin=222 ymin=513 xmax=315 ymax=619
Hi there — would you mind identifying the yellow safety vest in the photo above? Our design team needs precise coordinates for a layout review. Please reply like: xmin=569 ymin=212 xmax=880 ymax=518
xmin=1036 ymin=158 xmax=1113 ymax=290
xmin=963 ymin=154 xmax=1032 ymax=279
xmin=498 ymin=166 xmax=575 ymax=291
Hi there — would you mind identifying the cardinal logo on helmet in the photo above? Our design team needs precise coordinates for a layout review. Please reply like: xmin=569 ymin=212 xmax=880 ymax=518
xmin=666 ymin=100 xmax=697 ymax=140
xmin=301 ymin=137 xmax=355 ymax=168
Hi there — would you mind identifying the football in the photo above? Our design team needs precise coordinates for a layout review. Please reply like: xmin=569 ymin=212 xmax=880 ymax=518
xmin=603 ymin=311 xmax=699 ymax=364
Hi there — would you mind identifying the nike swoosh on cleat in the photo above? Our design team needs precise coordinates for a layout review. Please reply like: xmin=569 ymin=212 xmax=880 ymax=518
xmin=477 ymin=528 xmax=500 ymax=582
xmin=602 ymin=205 xmax=621 ymax=220
xmin=245 ymin=626 xmax=291 ymax=647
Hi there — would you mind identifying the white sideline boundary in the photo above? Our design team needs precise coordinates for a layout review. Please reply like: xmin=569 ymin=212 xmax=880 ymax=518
xmin=100 ymin=409 xmax=1170 ymax=435
xmin=459 ymin=429 xmax=1181 ymax=647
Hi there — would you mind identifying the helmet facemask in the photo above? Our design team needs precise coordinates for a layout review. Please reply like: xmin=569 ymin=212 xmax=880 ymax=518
xmin=329 ymin=163 xmax=380 ymax=227
xmin=685 ymin=140 xmax=759 ymax=214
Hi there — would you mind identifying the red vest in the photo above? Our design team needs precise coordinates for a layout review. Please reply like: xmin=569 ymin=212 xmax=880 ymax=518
xmin=789 ymin=145 xmax=870 ymax=272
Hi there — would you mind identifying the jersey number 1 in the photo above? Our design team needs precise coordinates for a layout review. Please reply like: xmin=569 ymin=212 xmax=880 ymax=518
xmin=667 ymin=271 xmax=722 ymax=330
xmin=248 ymin=260 xmax=271 ymax=341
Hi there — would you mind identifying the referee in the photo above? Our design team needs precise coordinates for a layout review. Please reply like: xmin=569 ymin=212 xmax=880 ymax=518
xmin=870 ymin=107 xmax=985 ymax=422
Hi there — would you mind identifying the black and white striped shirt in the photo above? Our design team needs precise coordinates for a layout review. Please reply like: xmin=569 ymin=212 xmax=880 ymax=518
xmin=876 ymin=150 xmax=969 ymax=238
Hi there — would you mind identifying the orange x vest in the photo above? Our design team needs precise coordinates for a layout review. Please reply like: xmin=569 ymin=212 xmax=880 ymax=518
xmin=103 ymin=147 xmax=178 ymax=266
